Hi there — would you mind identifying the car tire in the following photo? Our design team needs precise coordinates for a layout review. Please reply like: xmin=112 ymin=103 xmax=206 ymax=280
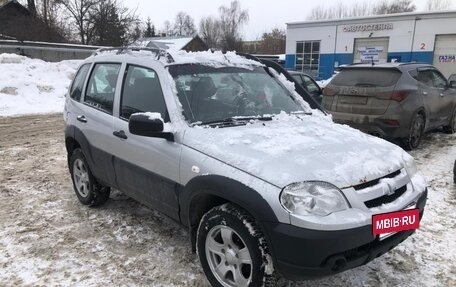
xmin=402 ymin=113 xmax=425 ymax=150
xmin=197 ymin=203 xmax=278 ymax=287
xmin=453 ymin=160 xmax=456 ymax=184
xmin=69 ymin=148 xmax=110 ymax=207
xmin=443 ymin=108 xmax=456 ymax=134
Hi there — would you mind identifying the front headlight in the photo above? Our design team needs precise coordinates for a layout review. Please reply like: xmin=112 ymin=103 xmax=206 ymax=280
xmin=403 ymin=153 xmax=417 ymax=177
xmin=280 ymin=181 xmax=350 ymax=217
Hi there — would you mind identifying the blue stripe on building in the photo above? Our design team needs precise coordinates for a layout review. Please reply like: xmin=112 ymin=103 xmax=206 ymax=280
xmin=286 ymin=51 xmax=435 ymax=80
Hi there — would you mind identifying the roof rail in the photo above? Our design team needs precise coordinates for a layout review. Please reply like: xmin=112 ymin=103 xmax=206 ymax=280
xmin=92 ymin=46 xmax=175 ymax=63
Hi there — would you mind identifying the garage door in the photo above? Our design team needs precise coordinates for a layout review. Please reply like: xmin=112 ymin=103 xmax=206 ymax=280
xmin=433 ymin=34 xmax=456 ymax=78
xmin=353 ymin=37 xmax=389 ymax=64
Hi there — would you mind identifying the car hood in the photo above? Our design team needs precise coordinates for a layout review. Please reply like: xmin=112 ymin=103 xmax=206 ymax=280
xmin=183 ymin=112 xmax=407 ymax=189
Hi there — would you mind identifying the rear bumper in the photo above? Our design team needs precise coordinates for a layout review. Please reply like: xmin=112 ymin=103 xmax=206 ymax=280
xmin=329 ymin=111 xmax=413 ymax=139
xmin=263 ymin=189 xmax=427 ymax=281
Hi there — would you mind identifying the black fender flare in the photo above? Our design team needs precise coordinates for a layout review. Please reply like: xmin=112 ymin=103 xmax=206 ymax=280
xmin=65 ymin=124 xmax=95 ymax=170
xmin=179 ymin=174 xmax=278 ymax=226
xmin=179 ymin=174 xmax=280 ymax=252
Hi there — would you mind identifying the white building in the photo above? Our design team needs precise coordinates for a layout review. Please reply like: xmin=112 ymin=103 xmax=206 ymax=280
xmin=285 ymin=11 xmax=456 ymax=79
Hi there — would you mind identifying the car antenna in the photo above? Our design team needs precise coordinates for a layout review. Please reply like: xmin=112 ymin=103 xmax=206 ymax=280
xmin=371 ymin=56 xmax=375 ymax=67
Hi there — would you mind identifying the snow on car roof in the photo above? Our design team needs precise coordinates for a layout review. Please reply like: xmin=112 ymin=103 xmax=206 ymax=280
xmin=167 ymin=50 xmax=264 ymax=69
xmin=90 ymin=48 xmax=263 ymax=69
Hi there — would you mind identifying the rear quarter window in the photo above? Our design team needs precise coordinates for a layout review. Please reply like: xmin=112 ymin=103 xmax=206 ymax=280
xmin=331 ymin=68 xmax=401 ymax=87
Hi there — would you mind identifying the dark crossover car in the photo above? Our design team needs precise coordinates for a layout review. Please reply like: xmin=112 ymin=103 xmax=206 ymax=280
xmin=64 ymin=48 xmax=427 ymax=286
xmin=322 ymin=63 xmax=456 ymax=150
xmin=289 ymin=71 xmax=323 ymax=104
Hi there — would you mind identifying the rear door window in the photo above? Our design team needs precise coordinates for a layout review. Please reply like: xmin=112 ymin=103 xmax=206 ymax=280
xmin=331 ymin=68 xmax=401 ymax=87
xmin=416 ymin=69 xmax=447 ymax=88
xmin=430 ymin=70 xmax=447 ymax=88
xmin=302 ymin=75 xmax=320 ymax=93
xmin=70 ymin=63 xmax=91 ymax=101
xmin=84 ymin=63 xmax=121 ymax=114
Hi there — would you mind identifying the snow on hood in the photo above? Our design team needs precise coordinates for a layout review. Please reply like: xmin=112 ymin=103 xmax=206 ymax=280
xmin=184 ymin=112 xmax=406 ymax=189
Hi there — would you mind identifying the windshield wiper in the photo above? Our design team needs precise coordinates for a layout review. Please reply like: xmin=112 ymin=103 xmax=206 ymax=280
xmin=291 ymin=111 xmax=312 ymax=116
xmin=194 ymin=116 xmax=273 ymax=127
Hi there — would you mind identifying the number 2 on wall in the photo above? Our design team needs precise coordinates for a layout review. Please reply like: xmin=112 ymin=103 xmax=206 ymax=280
xmin=420 ymin=43 xmax=426 ymax=50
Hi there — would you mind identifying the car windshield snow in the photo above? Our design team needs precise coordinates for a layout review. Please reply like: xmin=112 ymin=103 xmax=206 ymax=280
xmin=168 ymin=64 xmax=304 ymax=125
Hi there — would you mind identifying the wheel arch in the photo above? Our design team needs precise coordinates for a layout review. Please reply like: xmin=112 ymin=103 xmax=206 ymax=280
xmin=179 ymin=175 xmax=279 ymax=252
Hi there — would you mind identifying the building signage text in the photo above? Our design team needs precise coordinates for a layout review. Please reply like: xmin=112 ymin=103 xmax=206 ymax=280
xmin=343 ymin=23 xmax=393 ymax=32
xmin=438 ymin=55 xmax=456 ymax=63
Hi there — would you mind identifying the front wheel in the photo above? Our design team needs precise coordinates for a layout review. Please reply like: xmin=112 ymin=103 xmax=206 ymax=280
xmin=197 ymin=203 xmax=278 ymax=287
xmin=443 ymin=108 xmax=456 ymax=134
xmin=401 ymin=114 xmax=425 ymax=150
xmin=69 ymin=148 xmax=110 ymax=207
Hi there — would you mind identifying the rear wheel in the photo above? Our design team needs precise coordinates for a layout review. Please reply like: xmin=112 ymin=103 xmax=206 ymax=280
xmin=402 ymin=114 xmax=424 ymax=150
xmin=197 ymin=203 xmax=278 ymax=287
xmin=69 ymin=148 xmax=110 ymax=207
xmin=443 ymin=108 xmax=456 ymax=134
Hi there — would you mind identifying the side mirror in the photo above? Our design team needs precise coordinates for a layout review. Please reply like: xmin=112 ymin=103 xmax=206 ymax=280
xmin=129 ymin=114 xmax=174 ymax=141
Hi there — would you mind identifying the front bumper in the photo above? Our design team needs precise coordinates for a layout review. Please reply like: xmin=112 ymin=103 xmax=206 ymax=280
xmin=262 ymin=189 xmax=427 ymax=281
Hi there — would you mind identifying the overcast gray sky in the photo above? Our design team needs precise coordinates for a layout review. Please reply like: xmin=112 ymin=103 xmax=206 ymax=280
xmin=123 ymin=0 xmax=437 ymax=40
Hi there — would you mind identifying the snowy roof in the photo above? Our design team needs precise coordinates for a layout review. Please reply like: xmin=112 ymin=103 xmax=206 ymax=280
xmin=135 ymin=36 xmax=195 ymax=51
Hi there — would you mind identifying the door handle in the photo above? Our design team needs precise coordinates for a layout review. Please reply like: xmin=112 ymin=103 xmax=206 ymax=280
xmin=77 ymin=115 xmax=87 ymax=123
xmin=422 ymin=91 xmax=428 ymax=95
xmin=440 ymin=93 xmax=444 ymax=97
xmin=113 ymin=130 xmax=128 ymax=140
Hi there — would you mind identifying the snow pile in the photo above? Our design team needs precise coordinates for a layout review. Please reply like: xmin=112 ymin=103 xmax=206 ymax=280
xmin=0 ymin=53 xmax=81 ymax=116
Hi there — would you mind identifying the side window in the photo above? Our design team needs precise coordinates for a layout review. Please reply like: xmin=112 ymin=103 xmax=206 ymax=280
xmin=70 ymin=64 xmax=91 ymax=101
xmin=292 ymin=74 xmax=304 ymax=86
xmin=84 ymin=63 xmax=121 ymax=114
xmin=416 ymin=70 xmax=435 ymax=87
xmin=430 ymin=70 xmax=447 ymax=89
xmin=120 ymin=65 xmax=169 ymax=121
xmin=303 ymin=75 xmax=320 ymax=93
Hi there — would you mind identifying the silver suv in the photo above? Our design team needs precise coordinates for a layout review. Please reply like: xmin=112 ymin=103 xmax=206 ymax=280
xmin=323 ymin=63 xmax=456 ymax=150
xmin=64 ymin=48 xmax=428 ymax=286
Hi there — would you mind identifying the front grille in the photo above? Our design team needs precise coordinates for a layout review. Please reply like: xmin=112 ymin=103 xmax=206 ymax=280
xmin=353 ymin=169 xmax=401 ymax=190
xmin=364 ymin=185 xmax=407 ymax=208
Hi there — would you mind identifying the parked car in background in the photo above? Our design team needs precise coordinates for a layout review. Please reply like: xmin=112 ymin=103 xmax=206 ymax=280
xmin=289 ymin=71 xmax=323 ymax=104
xmin=322 ymin=63 xmax=456 ymax=150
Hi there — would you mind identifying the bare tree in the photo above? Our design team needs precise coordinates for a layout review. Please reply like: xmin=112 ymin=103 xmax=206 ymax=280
xmin=425 ymin=0 xmax=453 ymax=10
xmin=308 ymin=0 xmax=416 ymax=20
xmin=219 ymin=0 xmax=249 ymax=51
xmin=259 ymin=28 xmax=286 ymax=54
xmin=173 ymin=12 xmax=196 ymax=36
xmin=308 ymin=2 xmax=377 ymax=20
xmin=374 ymin=0 xmax=416 ymax=15
xmin=56 ymin=0 xmax=100 ymax=44
xmin=163 ymin=20 xmax=172 ymax=36
xmin=199 ymin=16 xmax=221 ymax=49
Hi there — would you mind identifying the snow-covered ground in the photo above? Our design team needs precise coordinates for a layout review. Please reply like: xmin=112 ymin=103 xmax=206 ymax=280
xmin=0 ymin=54 xmax=455 ymax=286
xmin=0 ymin=54 xmax=80 ymax=116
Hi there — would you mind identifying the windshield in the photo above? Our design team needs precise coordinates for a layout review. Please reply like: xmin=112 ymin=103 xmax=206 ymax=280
xmin=168 ymin=64 xmax=304 ymax=124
